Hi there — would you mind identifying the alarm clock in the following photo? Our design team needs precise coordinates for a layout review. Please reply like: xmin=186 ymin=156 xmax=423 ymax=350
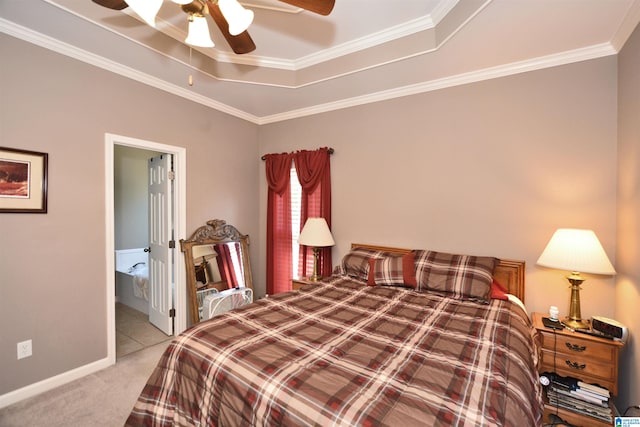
xmin=591 ymin=316 xmax=629 ymax=343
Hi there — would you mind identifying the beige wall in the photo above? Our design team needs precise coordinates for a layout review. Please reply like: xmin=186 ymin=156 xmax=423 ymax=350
xmin=260 ymin=57 xmax=618 ymax=323
xmin=0 ymin=34 xmax=260 ymax=395
xmin=617 ymin=22 xmax=640 ymax=411
xmin=114 ymin=146 xmax=161 ymax=250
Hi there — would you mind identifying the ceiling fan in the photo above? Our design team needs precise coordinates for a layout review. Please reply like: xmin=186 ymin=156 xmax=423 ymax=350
xmin=91 ymin=0 xmax=335 ymax=55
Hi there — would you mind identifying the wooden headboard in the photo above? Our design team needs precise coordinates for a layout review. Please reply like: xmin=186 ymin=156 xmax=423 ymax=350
xmin=351 ymin=243 xmax=526 ymax=302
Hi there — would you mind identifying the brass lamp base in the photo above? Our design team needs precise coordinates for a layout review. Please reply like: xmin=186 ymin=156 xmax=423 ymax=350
xmin=309 ymin=247 xmax=322 ymax=282
xmin=561 ymin=272 xmax=590 ymax=330
xmin=561 ymin=317 xmax=590 ymax=330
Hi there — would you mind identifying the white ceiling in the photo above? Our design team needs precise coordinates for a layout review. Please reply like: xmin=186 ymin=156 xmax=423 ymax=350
xmin=1 ymin=0 xmax=640 ymax=124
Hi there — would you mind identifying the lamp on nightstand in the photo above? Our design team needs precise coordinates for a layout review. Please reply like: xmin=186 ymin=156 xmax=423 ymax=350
xmin=536 ymin=228 xmax=616 ymax=329
xmin=298 ymin=217 xmax=335 ymax=282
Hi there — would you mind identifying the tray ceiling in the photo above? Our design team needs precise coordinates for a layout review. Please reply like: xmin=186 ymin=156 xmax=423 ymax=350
xmin=1 ymin=0 xmax=639 ymax=123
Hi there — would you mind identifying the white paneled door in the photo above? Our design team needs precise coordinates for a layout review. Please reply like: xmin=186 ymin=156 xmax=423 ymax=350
xmin=148 ymin=154 xmax=174 ymax=335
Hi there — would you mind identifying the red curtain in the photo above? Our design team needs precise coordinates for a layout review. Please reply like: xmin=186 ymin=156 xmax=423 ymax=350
xmin=293 ymin=147 xmax=332 ymax=279
xmin=265 ymin=152 xmax=294 ymax=295
xmin=214 ymin=243 xmax=240 ymax=288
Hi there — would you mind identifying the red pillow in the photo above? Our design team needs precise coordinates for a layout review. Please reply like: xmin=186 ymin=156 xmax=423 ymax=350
xmin=491 ymin=279 xmax=509 ymax=300
xmin=367 ymin=252 xmax=417 ymax=288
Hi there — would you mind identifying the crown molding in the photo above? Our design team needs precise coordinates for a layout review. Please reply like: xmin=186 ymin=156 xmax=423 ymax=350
xmin=0 ymin=18 xmax=620 ymax=126
xmin=430 ymin=0 xmax=461 ymax=26
xmin=145 ymin=14 xmax=440 ymax=71
xmin=41 ymin=0 xmax=485 ymax=75
xmin=294 ymin=16 xmax=436 ymax=70
xmin=610 ymin=0 xmax=640 ymax=52
xmin=256 ymin=43 xmax=617 ymax=125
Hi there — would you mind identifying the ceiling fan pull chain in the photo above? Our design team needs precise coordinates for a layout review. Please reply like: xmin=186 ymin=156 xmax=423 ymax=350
xmin=188 ymin=47 xmax=194 ymax=87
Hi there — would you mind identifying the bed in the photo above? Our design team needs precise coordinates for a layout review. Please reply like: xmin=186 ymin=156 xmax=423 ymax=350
xmin=126 ymin=244 xmax=543 ymax=426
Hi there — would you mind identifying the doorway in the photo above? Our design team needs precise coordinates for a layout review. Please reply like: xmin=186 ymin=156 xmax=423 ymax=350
xmin=105 ymin=133 xmax=187 ymax=366
xmin=114 ymin=146 xmax=168 ymax=358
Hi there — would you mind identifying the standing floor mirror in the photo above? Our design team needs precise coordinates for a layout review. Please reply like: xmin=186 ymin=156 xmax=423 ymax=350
xmin=180 ymin=219 xmax=253 ymax=325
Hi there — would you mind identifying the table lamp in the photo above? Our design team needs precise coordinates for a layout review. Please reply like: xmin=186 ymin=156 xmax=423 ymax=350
xmin=298 ymin=217 xmax=335 ymax=282
xmin=536 ymin=228 xmax=616 ymax=329
xmin=192 ymin=245 xmax=217 ymax=284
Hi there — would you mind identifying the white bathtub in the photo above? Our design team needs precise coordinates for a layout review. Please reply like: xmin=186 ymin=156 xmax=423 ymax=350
xmin=115 ymin=248 xmax=149 ymax=314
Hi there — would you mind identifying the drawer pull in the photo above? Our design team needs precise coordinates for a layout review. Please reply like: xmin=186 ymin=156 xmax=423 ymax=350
xmin=565 ymin=342 xmax=586 ymax=352
xmin=565 ymin=360 xmax=586 ymax=370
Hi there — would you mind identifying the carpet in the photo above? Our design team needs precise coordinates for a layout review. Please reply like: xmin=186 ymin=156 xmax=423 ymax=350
xmin=0 ymin=340 xmax=170 ymax=427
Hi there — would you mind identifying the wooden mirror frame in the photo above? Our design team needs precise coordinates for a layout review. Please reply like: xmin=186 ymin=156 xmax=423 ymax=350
xmin=180 ymin=219 xmax=254 ymax=325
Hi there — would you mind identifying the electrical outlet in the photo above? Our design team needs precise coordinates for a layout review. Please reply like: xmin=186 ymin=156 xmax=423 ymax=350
xmin=17 ymin=339 xmax=32 ymax=360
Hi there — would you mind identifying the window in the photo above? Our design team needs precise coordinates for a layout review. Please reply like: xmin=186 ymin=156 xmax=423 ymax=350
xmin=265 ymin=147 xmax=331 ymax=295
xmin=290 ymin=166 xmax=303 ymax=279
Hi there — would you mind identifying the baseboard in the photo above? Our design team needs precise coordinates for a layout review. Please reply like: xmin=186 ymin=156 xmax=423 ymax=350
xmin=0 ymin=356 xmax=113 ymax=409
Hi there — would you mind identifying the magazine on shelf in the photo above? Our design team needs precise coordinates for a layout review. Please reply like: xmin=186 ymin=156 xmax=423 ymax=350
xmin=577 ymin=381 xmax=610 ymax=397
xmin=544 ymin=372 xmax=613 ymax=423
xmin=549 ymin=387 xmax=608 ymax=407
xmin=547 ymin=396 xmax=612 ymax=423
xmin=571 ymin=387 xmax=609 ymax=403
xmin=546 ymin=373 xmax=610 ymax=398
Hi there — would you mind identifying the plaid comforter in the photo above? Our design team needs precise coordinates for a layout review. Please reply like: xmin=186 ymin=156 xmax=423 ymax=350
xmin=127 ymin=276 xmax=543 ymax=426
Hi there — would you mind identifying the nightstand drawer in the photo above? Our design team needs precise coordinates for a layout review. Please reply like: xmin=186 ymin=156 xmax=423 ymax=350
xmin=540 ymin=349 xmax=616 ymax=387
xmin=539 ymin=332 xmax=615 ymax=362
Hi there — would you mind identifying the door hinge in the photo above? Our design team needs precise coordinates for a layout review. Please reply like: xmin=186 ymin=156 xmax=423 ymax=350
xmin=168 ymin=170 xmax=175 ymax=180
xmin=169 ymin=308 xmax=176 ymax=318
xmin=169 ymin=240 xmax=175 ymax=248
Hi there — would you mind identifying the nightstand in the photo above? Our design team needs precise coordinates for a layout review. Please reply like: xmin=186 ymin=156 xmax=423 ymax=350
xmin=532 ymin=312 xmax=624 ymax=426
xmin=291 ymin=277 xmax=317 ymax=290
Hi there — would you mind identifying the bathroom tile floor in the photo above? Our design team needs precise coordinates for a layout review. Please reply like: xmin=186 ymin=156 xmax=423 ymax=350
xmin=116 ymin=303 xmax=173 ymax=359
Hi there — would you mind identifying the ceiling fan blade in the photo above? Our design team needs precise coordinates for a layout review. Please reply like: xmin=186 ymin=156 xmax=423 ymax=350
xmin=91 ymin=0 xmax=128 ymax=10
xmin=206 ymin=1 xmax=256 ymax=54
xmin=277 ymin=0 xmax=335 ymax=15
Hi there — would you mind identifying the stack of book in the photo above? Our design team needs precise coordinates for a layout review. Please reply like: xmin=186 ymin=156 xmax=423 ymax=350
xmin=546 ymin=373 xmax=612 ymax=423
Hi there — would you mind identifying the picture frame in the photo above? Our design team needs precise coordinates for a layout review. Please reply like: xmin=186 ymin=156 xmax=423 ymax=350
xmin=0 ymin=147 xmax=48 ymax=213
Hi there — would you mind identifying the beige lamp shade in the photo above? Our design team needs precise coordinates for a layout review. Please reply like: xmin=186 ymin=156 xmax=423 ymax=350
xmin=298 ymin=217 xmax=334 ymax=282
xmin=192 ymin=245 xmax=217 ymax=260
xmin=536 ymin=228 xmax=615 ymax=275
xmin=298 ymin=218 xmax=335 ymax=247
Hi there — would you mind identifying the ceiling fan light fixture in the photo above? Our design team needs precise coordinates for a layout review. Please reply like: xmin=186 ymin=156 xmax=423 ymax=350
xmin=185 ymin=14 xmax=215 ymax=47
xmin=125 ymin=0 xmax=163 ymax=27
xmin=171 ymin=0 xmax=192 ymax=4
xmin=218 ymin=0 xmax=254 ymax=36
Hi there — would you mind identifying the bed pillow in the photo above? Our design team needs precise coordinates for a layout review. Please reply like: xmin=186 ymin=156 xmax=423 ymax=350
xmin=340 ymin=247 xmax=388 ymax=281
xmin=414 ymin=250 xmax=498 ymax=303
xmin=367 ymin=252 xmax=417 ymax=288
xmin=491 ymin=279 xmax=509 ymax=300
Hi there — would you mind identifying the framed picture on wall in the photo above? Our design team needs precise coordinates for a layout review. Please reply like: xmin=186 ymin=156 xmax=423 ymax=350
xmin=0 ymin=147 xmax=48 ymax=213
